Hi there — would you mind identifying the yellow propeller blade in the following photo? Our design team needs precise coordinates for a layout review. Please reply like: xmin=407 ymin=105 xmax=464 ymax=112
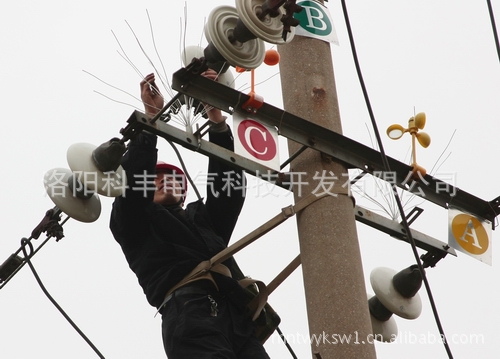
xmin=416 ymin=132 xmax=431 ymax=148
xmin=415 ymin=112 xmax=426 ymax=130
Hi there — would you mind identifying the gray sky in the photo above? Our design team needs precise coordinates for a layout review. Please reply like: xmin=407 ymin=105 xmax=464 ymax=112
xmin=1 ymin=1 xmax=499 ymax=358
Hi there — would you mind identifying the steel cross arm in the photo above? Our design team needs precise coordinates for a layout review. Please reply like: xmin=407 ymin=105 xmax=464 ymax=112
xmin=171 ymin=66 xmax=500 ymax=224
xmin=121 ymin=111 xmax=289 ymax=187
xmin=354 ymin=205 xmax=456 ymax=257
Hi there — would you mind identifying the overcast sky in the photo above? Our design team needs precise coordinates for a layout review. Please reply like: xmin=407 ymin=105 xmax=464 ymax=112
xmin=1 ymin=1 xmax=500 ymax=358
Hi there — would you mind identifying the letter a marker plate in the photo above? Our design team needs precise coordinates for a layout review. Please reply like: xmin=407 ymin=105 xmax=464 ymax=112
xmin=448 ymin=206 xmax=492 ymax=265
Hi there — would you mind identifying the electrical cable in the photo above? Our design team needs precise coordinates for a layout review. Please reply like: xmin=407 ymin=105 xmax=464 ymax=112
xmin=276 ymin=326 xmax=299 ymax=359
xmin=167 ymin=139 xmax=202 ymax=201
xmin=487 ymin=0 xmax=500 ymax=63
xmin=340 ymin=1 xmax=454 ymax=358
xmin=20 ymin=238 xmax=105 ymax=359
xmin=0 ymin=237 xmax=50 ymax=290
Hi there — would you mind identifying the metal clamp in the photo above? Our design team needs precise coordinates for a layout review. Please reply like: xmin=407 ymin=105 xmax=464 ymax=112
xmin=281 ymin=205 xmax=296 ymax=218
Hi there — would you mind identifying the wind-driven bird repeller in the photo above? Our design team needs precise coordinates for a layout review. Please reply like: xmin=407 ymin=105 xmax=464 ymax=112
xmin=387 ymin=112 xmax=431 ymax=178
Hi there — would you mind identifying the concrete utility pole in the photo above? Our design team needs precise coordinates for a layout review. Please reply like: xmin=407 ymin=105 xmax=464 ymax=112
xmin=278 ymin=7 xmax=377 ymax=359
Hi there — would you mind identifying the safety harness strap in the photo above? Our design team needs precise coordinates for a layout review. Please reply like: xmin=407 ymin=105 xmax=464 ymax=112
xmin=159 ymin=191 xmax=347 ymax=317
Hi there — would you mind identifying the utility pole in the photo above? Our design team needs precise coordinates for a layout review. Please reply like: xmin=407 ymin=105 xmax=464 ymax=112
xmin=278 ymin=6 xmax=377 ymax=359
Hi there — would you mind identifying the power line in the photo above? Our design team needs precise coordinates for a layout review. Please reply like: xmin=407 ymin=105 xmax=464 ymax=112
xmin=20 ymin=237 xmax=105 ymax=359
xmin=340 ymin=1 xmax=454 ymax=358
xmin=487 ymin=0 xmax=500 ymax=63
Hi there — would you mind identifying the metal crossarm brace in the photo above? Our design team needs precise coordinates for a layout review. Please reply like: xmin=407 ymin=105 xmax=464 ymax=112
xmin=354 ymin=205 xmax=456 ymax=256
xmin=170 ymin=66 xmax=500 ymax=225
xmin=120 ymin=111 xmax=288 ymax=186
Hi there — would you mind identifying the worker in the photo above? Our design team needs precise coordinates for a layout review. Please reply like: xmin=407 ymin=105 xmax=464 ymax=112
xmin=110 ymin=70 xmax=270 ymax=358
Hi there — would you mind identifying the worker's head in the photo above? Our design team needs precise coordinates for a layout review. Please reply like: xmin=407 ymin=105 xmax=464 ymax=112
xmin=153 ymin=162 xmax=187 ymax=206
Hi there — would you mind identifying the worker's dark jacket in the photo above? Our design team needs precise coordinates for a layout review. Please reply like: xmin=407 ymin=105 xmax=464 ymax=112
xmin=110 ymin=130 xmax=247 ymax=309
